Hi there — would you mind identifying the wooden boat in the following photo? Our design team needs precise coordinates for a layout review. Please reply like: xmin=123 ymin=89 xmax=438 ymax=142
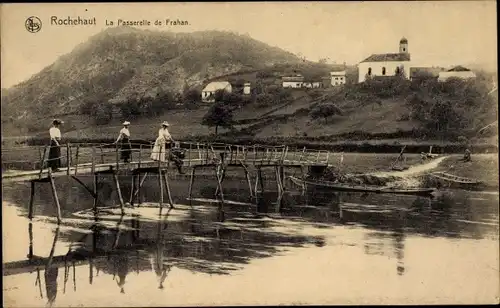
xmin=430 ymin=171 xmax=483 ymax=188
xmin=289 ymin=176 xmax=435 ymax=196
xmin=391 ymin=165 xmax=409 ymax=171
xmin=390 ymin=146 xmax=410 ymax=171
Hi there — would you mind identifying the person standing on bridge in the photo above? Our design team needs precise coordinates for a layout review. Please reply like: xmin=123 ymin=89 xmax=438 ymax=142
xmin=151 ymin=121 xmax=173 ymax=162
xmin=151 ymin=121 xmax=184 ymax=174
xmin=115 ymin=121 xmax=132 ymax=163
xmin=48 ymin=119 xmax=63 ymax=172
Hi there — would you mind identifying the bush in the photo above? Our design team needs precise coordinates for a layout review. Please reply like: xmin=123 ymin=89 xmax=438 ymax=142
xmin=309 ymin=102 xmax=342 ymax=123
xmin=255 ymin=93 xmax=274 ymax=108
xmin=93 ymin=102 xmax=113 ymax=125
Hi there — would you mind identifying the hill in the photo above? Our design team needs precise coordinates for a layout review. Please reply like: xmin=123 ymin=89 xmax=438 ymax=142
xmin=1 ymin=27 xmax=306 ymax=135
xmin=1 ymin=27 xmax=496 ymax=149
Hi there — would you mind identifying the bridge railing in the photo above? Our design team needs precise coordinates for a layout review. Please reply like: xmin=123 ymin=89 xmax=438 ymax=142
xmin=1 ymin=141 xmax=331 ymax=177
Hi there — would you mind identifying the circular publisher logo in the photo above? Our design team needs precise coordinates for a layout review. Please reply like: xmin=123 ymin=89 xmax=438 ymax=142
xmin=25 ymin=16 xmax=42 ymax=33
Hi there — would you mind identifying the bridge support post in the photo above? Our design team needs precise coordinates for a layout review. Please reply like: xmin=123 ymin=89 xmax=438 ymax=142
xmin=129 ymin=174 xmax=135 ymax=207
xmin=163 ymin=170 xmax=174 ymax=209
xmin=28 ymin=222 xmax=34 ymax=259
xmin=300 ymin=166 xmax=307 ymax=196
xmin=130 ymin=173 xmax=137 ymax=206
xmin=274 ymin=166 xmax=282 ymax=195
xmin=214 ymin=164 xmax=225 ymax=212
xmin=280 ymin=166 xmax=285 ymax=191
xmin=131 ymin=172 xmax=148 ymax=206
xmin=215 ymin=165 xmax=226 ymax=197
xmin=112 ymin=169 xmax=125 ymax=215
xmin=93 ymin=173 xmax=98 ymax=214
xmin=158 ymin=169 xmax=164 ymax=209
xmin=48 ymin=170 xmax=62 ymax=224
xmin=28 ymin=181 xmax=35 ymax=219
xmin=255 ymin=166 xmax=264 ymax=195
xmin=239 ymin=162 xmax=254 ymax=198
xmin=188 ymin=167 xmax=196 ymax=200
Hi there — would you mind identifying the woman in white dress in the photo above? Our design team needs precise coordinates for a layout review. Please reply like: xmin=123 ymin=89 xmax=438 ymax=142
xmin=151 ymin=121 xmax=173 ymax=162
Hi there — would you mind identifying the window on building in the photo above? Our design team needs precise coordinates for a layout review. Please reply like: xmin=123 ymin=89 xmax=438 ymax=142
xmin=395 ymin=67 xmax=400 ymax=75
xmin=368 ymin=68 xmax=372 ymax=75
xmin=382 ymin=67 xmax=386 ymax=75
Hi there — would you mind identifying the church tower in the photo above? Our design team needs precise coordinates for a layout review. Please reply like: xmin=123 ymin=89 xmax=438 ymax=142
xmin=399 ymin=37 xmax=408 ymax=53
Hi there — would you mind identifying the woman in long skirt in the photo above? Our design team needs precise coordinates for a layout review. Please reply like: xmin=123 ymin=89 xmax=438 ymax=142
xmin=48 ymin=119 xmax=63 ymax=171
xmin=151 ymin=121 xmax=173 ymax=162
xmin=115 ymin=121 xmax=132 ymax=163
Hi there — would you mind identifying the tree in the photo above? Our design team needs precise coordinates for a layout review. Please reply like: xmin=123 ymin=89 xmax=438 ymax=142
xmin=255 ymin=93 xmax=274 ymax=108
xmin=309 ymin=102 xmax=342 ymax=124
xmin=202 ymin=102 xmax=234 ymax=135
xmin=93 ymin=102 xmax=113 ymax=125
xmin=183 ymin=88 xmax=201 ymax=104
xmin=120 ymin=99 xmax=141 ymax=120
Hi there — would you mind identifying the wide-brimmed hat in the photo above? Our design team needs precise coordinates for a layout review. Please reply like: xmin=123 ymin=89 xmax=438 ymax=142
xmin=52 ymin=119 xmax=64 ymax=125
xmin=122 ymin=121 xmax=130 ymax=126
xmin=162 ymin=121 xmax=170 ymax=127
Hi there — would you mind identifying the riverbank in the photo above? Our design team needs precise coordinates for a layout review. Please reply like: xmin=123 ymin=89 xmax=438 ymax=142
xmin=2 ymin=136 xmax=498 ymax=154
xmin=432 ymin=154 xmax=499 ymax=189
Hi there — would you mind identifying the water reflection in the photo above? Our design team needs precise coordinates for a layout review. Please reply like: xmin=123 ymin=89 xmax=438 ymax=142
xmin=150 ymin=208 xmax=172 ymax=290
xmin=2 ymin=173 xmax=499 ymax=306
xmin=28 ymin=225 xmax=61 ymax=307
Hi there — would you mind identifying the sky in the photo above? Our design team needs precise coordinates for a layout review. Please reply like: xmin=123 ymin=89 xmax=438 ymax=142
xmin=1 ymin=1 xmax=497 ymax=88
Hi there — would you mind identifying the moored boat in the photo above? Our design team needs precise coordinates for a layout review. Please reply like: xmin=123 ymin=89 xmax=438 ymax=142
xmin=289 ymin=176 xmax=435 ymax=196
xmin=429 ymin=171 xmax=483 ymax=189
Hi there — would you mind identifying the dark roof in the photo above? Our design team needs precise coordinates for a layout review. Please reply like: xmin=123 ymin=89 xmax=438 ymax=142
xmin=409 ymin=67 xmax=444 ymax=77
xmin=447 ymin=65 xmax=471 ymax=72
xmin=361 ymin=53 xmax=410 ymax=63
xmin=400 ymin=37 xmax=408 ymax=43
xmin=282 ymin=76 xmax=304 ymax=82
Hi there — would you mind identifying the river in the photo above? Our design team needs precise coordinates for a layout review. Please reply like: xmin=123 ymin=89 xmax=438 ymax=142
xmin=2 ymin=165 xmax=499 ymax=306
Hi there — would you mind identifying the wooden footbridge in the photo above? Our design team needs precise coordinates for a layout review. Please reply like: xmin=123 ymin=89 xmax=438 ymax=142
xmin=2 ymin=142 xmax=332 ymax=223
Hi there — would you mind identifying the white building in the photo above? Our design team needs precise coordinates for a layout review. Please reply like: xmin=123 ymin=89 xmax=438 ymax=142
xmin=201 ymin=81 xmax=232 ymax=102
xmin=358 ymin=38 xmax=411 ymax=83
xmin=330 ymin=71 xmax=346 ymax=86
xmin=438 ymin=66 xmax=476 ymax=82
xmin=302 ymin=81 xmax=321 ymax=88
xmin=243 ymin=82 xmax=251 ymax=95
xmin=282 ymin=75 xmax=304 ymax=88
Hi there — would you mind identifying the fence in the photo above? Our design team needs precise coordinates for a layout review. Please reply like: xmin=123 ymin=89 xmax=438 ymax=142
xmin=1 ymin=141 xmax=331 ymax=177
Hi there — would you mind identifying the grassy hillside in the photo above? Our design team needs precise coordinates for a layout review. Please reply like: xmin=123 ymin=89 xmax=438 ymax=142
xmin=1 ymin=27 xmax=304 ymax=134
xmin=9 ymin=73 xmax=497 ymax=150
xmin=2 ymin=26 xmax=496 ymax=148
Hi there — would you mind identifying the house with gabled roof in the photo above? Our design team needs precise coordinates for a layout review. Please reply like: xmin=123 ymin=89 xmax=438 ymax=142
xmin=358 ymin=37 xmax=412 ymax=83
xmin=438 ymin=65 xmax=477 ymax=82
xmin=201 ymin=81 xmax=232 ymax=102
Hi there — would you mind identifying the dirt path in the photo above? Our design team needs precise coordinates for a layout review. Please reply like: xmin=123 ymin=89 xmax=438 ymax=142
xmin=368 ymin=156 xmax=449 ymax=178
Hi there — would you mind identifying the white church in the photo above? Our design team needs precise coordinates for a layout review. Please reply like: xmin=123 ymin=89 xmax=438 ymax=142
xmin=358 ymin=38 xmax=412 ymax=83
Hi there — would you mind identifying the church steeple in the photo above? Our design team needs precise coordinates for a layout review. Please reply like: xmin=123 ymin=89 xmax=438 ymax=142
xmin=399 ymin=37 xmax=408 ymax=53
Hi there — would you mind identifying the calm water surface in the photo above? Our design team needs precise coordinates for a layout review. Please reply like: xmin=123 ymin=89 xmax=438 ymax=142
xmin=2 ymin=168 xmax=499 ymax=306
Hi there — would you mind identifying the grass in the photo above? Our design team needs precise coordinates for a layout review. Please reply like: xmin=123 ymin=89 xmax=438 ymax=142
xmin=434 ymin=154 xmax=499 ymax=188
xmin=254 ymin=99 xmax=418 ymax=139
xmin=233 ymin=90 xmax=310 ymax=121
xmin=63 ymin=108 xmax=217 ymax=140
